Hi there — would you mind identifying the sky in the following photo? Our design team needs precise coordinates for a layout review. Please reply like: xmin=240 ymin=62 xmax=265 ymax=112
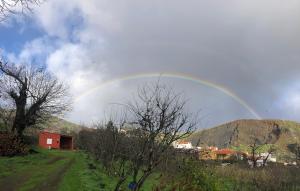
xmin=1 ymin=0 xmax=300 ymax=128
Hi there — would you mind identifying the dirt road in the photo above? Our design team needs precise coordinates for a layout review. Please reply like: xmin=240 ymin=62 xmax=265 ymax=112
xmin=0 ymin=154 xmax=75 ymax=191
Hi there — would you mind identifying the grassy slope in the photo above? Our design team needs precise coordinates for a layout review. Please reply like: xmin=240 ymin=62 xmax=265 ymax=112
xmin=35 ymin=117 xmax=83 ymax=134
xmin=0 ymin=148 xmax=158 ymax=191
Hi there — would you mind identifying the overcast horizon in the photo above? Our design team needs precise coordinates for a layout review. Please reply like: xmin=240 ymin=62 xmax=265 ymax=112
xmin=1 ymin=0 xmax=300 ymax=128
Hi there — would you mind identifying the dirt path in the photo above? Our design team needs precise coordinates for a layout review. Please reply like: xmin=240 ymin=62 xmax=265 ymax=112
xmin=46 ymin=156 xmax=65 ymax=165
xmin=0 ymin=156 xmax=68 ymax=191
xmin=31 ymin=157 xmax=75 ymax=191
xmin=0 ymin=171 xmax=33 ymax=191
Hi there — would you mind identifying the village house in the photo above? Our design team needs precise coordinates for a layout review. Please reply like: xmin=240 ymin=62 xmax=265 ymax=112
xmin=247 ymin=157 xmax=264 ymax=167
xmin=198 ymin=146 xmax=219 ymax=160
xmin=208 ymin=146 xmax=218 ymax=151
xmin=198 ymin=147 xmax=249 ymax=161
xmin=199 ymin=149 xmax=217 ymax=160
xmin=215 ymin=149 xmax=235 ymax=160
xmin=173 ymin=140 xmax=193 ymax=149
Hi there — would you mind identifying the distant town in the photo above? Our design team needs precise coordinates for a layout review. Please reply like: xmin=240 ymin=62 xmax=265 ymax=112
xmin=172 ymin=140 xmax=299 ymax=167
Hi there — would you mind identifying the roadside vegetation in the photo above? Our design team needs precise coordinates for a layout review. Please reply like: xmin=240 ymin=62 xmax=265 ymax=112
xmin=0 ymin=147 xmax=299 ymax=191
xmin=156 ymin=159 xmax=300 ymax=191
xmin=0 ymin=148 xmax=161 ymax=191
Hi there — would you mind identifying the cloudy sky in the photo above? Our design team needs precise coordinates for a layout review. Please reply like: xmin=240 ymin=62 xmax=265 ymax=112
xmin=1 ymin=0 xmax=300 ymax=128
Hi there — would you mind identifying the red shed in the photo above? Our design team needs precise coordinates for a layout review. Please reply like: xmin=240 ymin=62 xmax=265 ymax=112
xmin=39 ymin=131 xmax=73 ymax=150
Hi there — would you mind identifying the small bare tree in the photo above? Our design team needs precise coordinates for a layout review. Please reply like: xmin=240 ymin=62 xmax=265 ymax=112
xmin=295 ymin=143 xmax=300 ymax=162
xmin=288 ymin=142 xmax=300 ymax=162
xmin=248 ymin=136 xmax=275 ymax=168
xmin=0 ymin=0 xmax=40 ymax=21
xmin=126 ymin=82 xmax=197 ymax=190
xmin=248 ymin=137 xmax=263 ymax=168
xmin=262 ymin=145 xmax=276 ymax=167
xmin=93 ymin=120 xmax=135 ymax=191
xmin=0 ymin=59 xmax=71 ymax=137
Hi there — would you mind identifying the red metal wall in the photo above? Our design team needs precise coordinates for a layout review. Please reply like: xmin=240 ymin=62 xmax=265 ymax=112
xmin=39 ymin=132 xmax=61 ymax=149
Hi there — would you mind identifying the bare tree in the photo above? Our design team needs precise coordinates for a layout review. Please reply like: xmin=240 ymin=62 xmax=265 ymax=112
xmin=262 ymin=145 xmax=276 ymax=167
xmin=78 ymin=82 xmax=197 ymax=190
xmin=126 ymin=82 xmax=197 ymax=190
xmin=92 ymin=121 xmax=135 ymax=191
xmin=248 ymin=136 xmax=276 ymax=168
xmin=0 ymin=0 xmax=40 ymax=21
xmin=248 ymin=137 xmax=263 ymax=168
xmin=0 ymin=60 xmax=71 ymax=137
xmin=288 ymin=142 xmax=300 ymax=162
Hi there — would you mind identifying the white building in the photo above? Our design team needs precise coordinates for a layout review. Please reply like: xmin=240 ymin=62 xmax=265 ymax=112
xmin=260 ymin=152 xmax=277 ymax=163
xmin=173 ymin=141 xmax=193 ymax=149
xmin=248 ymin=152 xmax=277 ymax=167
xmin=248 ymin=159 xmax=264 ymax=167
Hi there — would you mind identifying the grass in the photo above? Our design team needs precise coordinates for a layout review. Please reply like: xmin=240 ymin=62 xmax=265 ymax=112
xmin=1 ymin=147 xmax=300 ymax=191
xmin=0 ymin=148 xmax=110 ymax=191
xmin=58 ymin=152 xmax=107 ymax=191
xmin=0 ymin=148 xmax=160 ymax=191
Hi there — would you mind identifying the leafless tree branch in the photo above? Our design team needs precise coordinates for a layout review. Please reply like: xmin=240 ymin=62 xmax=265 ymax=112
xmin=0 ymin=0 xmax=41 ymax=21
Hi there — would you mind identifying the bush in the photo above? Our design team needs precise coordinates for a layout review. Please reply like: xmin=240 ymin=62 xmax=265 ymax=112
xmin=0 ymin=132 xmax=29 ymax=156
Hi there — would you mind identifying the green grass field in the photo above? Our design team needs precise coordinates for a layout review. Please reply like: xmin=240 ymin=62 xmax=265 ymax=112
xmin=4 ymin=148 xmax=299 ymax=191
xmin=0 ymin=148 xmax=159 ymax=191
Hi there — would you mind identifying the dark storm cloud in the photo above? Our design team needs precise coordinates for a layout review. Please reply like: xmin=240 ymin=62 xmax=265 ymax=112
xmin=5 ymin=0 xmax=300 ymax=127
xmin=87 ymin=0 xmax=300 ymax=121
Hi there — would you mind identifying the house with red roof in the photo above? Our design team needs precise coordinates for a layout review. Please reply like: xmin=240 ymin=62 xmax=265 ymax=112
xmin=214 ymin=149 xmax=247 ymax=161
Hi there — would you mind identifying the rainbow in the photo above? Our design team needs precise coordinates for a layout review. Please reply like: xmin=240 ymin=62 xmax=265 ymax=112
xmin=74 ymin=72 xmax=261 ymax=119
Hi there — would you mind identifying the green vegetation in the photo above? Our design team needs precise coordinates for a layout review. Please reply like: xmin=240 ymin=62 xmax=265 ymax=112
xmin=231 ymin=144 xmax=276 ymax=153
xmin=0 ymin=148 xmax=101 ymax=191
xmin=155 ymin=160 xmax=300 ymax=191
xmin=1 ymin=116 xmax=300 ymax=190
xmin=0 ymin=148 xmax=159 ymax=191
xmin=1 ymin=148 xmax=299 ymax=191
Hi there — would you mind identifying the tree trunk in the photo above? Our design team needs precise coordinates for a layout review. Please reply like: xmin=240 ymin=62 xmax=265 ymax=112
xmin=133 ymin=168 xmax=139 ymax=183
xmin=134 ymin=171 xmax=151 ymax=191
xmin=12 ymin=85 xmax=27 ymax=137
xmin=12 ymin=107 xmax=26 ymax=137
xmin=114 ymin=177 xmax=126 ymax=191
xmin=262 ymin=153 xmax=270 ymax=167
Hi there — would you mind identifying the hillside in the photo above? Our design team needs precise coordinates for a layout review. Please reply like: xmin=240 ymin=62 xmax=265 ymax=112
xmin=36 ymin=117 xmax=83 ymax=134
xmin=187 ymin=119 xmax=300 ymax=160
xmin=0 ymin=110 xmax=82 ymax=134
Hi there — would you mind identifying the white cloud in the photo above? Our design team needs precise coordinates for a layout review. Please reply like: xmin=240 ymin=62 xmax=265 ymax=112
xmin=34 ymin=0 xmax=81 ymax=39
xmin=4 ymin=37 xmax=54 ymax=65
